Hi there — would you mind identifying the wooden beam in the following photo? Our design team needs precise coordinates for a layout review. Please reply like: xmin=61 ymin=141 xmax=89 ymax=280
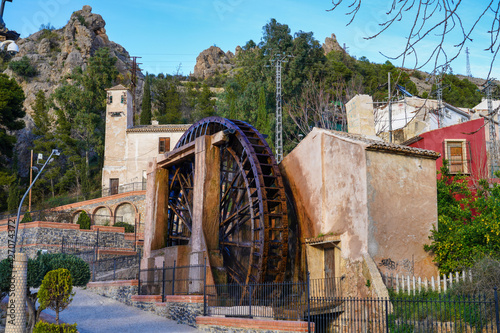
xmin=157 ymin=140 xmax=196 ymax=168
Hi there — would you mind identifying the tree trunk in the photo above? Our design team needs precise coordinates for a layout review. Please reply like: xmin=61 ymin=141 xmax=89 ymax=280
xmin=73 ymin=162 xmax=81 ymax=195
xmin=50 ymin=178 xmax=55 ymax=198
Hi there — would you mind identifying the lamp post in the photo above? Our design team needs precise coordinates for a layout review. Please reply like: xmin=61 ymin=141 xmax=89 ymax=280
xmin=12 ymin=149 xmax=60 ymax=254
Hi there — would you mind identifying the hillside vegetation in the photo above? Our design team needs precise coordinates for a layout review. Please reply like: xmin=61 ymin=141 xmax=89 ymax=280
xmin=0 ymin=14 xmax=496 ymax=214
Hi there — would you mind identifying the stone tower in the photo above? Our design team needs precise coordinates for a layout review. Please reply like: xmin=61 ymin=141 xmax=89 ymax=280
xmin=102 ymin=84 xmax=133 ymax=194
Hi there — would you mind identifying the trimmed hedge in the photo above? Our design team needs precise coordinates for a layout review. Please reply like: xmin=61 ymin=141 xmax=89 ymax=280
xmin=77 ymin=211 xmax=91 ymax=230
xmin=34 ymin=322 xmax=77 ymax=333
xmin=0 ymin=253 xmax=90 ymax=293
xmin=113 ymin=221 xmax=134 ymax=233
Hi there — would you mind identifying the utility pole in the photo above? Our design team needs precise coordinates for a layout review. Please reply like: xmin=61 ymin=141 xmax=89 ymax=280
xmin=388 ymin=72 xmax=392 ymax=143
xmin=486 ymin=80 xmax=498 ymax=176
xmin=436 ymin=67 xmax=446 ymax=128
xmin=272 ymin=54 xmax=289 ymax=163
xmin=129 ymin=56 xmax=142 ymax=123
xmin=466 ymin=47 xmax=472 ymax=78
xmin=28 ymin=150 xmax=32 ymax=212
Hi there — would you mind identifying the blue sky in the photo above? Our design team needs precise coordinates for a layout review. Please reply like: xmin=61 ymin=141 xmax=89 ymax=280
xmin=3 ymin=0 xmax=497 ymax=79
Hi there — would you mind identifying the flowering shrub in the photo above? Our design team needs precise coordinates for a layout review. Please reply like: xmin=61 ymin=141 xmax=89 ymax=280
xmin=424 ymin=163 xmax=500 ymax=274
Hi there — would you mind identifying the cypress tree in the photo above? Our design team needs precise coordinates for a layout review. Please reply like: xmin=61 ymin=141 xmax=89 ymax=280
xmin=140 ymin=74 xmax=152 ymax=125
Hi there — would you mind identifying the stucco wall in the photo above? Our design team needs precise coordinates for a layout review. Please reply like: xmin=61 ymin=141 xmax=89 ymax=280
xmin=281 ymin=129 xmax=370 ymax=262
xmin=409 ymin=118 xmax=488 ymax=181
xmin=123 ymin=131 xmax=186 ymax=185
xmin=281 ymin=128 xmax=439 ymax=296
xmin=365 ymin=150 xmax=438 ymax=278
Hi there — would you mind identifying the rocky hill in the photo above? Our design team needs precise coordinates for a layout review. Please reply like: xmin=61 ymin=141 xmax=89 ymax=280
xmin=192 ymin=33 xmax=345 ymax=80
xmin=193 ymin=46 xmax=235 ymax=80
xmin=3 ymin=5 xmax=141 ymax=123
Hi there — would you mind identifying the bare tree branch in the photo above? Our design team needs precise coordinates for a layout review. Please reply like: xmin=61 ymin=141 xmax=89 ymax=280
xmin=329 ymin=0 xmax=499 ymax=78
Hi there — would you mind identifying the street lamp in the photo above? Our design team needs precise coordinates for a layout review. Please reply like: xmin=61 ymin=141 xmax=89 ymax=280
xmin=12 ymin=149 xmax=60 ymax=255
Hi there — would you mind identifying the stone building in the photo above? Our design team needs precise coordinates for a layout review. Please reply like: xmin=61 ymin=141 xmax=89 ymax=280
xmin=102 ymin=85 xmax=190 ymax=194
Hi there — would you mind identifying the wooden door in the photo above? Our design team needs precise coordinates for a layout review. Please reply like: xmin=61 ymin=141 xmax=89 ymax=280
xmin=110 ymin=178 xmax=119 ymax=195
xmin=324 ymin=247 xmax=336 ymax=296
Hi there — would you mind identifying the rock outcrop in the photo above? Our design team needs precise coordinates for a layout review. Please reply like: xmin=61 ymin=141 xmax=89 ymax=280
xmin=193 ymin=46 xmax=235 ymax=80
xmin=3 ymin=5 xmax=141 ymax=119
xmin=322 ymin=33 xmax=344 ymax=55
xmin=2 ymin=6 xmax=143 ymax=177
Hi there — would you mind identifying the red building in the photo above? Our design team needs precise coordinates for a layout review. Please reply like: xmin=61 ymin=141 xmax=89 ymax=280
xmin=405 ymin=118 xmax=489 ymax=182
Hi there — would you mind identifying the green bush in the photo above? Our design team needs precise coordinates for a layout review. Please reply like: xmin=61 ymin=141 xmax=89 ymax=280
xmin=21 ymin=211 xmax=32 ymax=223
xmin=113 ymin=221 xmax=134 ymax=233
xmin=0 ymin=253 xmax=90 ymax=293
xmin=34 ymin=321 xmax=77 ymax=332
xmin=38 ymin=253 xmax=91 ymax=287
xmin=38 ymin=268 xmax=75 ymax=324
xmin=77 ymin=211 xmax=91 ymax=229
xmin=8 ymin=56 xmax=38 ymax=77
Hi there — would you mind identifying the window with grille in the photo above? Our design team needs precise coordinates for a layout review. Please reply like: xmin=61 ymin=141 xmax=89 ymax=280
xmin=159 ymin=137 xmax=170 ymax=154
xmin=444 ymin=140 xmax=469 ymax=174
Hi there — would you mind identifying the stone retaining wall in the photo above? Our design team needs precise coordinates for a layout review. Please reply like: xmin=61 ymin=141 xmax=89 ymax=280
xmin=0 ymin=222 xmax=139 ymax=259
xmin=87 ymin=281 xmax=312 ymax=332
xmin=87 ymin=281 xmax=203 ymax=326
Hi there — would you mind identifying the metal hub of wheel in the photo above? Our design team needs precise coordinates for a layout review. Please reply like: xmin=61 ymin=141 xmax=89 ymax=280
xmin=166 ymin=117 xmax=288 ymax=284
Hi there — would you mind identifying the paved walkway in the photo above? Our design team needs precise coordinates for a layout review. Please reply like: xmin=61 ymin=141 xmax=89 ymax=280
xmin=43 ymin=288 xmax=203 ymax=333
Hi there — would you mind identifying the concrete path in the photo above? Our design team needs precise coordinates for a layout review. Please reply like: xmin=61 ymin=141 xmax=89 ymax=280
xmin=42 ymin=288 xmax=203 ymax=333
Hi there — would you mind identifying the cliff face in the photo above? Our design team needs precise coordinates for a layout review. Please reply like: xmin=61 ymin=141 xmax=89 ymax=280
xmin=3 ymin=5 xmax=140 ymax=119
xmin=2 ymin=5 xmax=142 ymax=177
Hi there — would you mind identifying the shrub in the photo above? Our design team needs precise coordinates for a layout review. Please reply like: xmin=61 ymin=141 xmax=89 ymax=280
xmin=38 ymin=253 xmax=91 ymax=287
xmin=38 ymin=268 xmax=75 ymax=324
xmin=8 ymin=56 xmax=38 ymax=77
xmin=0 ymin=253 xmax=90 ymax=292
xmin=77 ymin=211 xmax=91 ymax=229
xmin=34 ymin=322 xmax=78 ymax=333
xmin=21 ymin=211 xmax=32 ymax=223
xmin=113 ymin=221 xmax=134 ymax=233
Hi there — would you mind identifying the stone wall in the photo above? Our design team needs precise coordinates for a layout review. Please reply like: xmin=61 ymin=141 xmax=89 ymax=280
xmin=0 ymin=222 xmax=138 ymax=260
xmin=87 ymin=281 xmax=203 ymax=326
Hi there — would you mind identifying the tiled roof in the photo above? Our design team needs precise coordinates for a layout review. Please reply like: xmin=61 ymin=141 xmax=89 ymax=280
xmin=321 ymin=129 xmax=440 ymax=159
xmin=127 ymin=124 xmax=192 ymax=133
xmin=106 ymin=84 xmax=129 ymax=91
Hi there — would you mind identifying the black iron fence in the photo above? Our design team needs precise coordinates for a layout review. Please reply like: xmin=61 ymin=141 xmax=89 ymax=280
xmin=61 ymin=228 xmax=138 ymax=261
xmin=204 ymin=277 xmax=343 ymax=322
xmin=102 ymin=181 xmax=146 ymax=197
xmin=0 ymin=210 xmax=124 ymax=226
xmin=203 ymin=274 xmax=500 ymax=333
xmin=91 ymin=253 xmax=141 ymax=282
xmin=138 ymin=260 xmax=206 ymax=302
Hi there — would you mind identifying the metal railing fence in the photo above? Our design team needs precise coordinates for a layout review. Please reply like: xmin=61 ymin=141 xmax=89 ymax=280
xmin=91 ymin=253 xmax=141 ymax=282
xmin=102 ymin=181 xmax=146 ymax=197
xmin=203 ymin=274 xmax=500 ymax=333
xmin=204 ymin=277 xmax=343 ymax=322
xmin=138 ymin=260 xmax=207 ymax=302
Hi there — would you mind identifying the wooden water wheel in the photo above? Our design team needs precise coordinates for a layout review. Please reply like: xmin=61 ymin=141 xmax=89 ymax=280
xmin=165 ymin=117 xmax=288 ymax=284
